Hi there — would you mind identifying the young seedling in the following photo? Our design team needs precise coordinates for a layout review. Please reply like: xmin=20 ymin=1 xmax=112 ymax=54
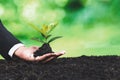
xmin=29 ymin=22 xmax=62 ymax=57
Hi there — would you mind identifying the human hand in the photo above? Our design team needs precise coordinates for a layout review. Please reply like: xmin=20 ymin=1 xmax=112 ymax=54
xmin=14 ymin=46 xmax=65 ymax=62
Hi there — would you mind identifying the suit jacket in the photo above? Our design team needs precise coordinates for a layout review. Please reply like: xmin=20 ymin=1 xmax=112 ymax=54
xmin=0 ymin=20 xmax=21 ymax=60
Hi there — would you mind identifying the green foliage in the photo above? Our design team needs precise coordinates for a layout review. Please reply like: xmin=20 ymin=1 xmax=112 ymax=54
xmin=48 ymin=36 xmax=62 ymax=43
xmin=29 ymin=22 xmax=62 ymax=44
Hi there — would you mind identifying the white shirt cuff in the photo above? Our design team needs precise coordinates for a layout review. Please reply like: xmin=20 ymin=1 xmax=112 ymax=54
xmin=8 ymin=43 xmax=24 ymax=57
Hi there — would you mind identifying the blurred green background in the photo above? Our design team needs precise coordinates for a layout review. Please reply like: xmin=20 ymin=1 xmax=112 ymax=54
xmin=0 ymin=0 xmax=120 ymax=58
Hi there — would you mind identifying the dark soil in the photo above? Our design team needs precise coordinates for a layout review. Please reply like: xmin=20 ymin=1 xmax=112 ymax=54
xmin=0 ymin=56 xmax=120 ymax=80
xmin=34 ymin=43 xmax=53 ymax=57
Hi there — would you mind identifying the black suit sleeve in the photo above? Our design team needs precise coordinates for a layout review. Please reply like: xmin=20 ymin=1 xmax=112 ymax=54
xmin=0 ymin=20 xmax=21 ymax=60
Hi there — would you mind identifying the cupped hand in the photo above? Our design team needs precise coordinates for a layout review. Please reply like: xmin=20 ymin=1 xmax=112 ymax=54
xmin=14 ymin=46 xmax=65 ymax=62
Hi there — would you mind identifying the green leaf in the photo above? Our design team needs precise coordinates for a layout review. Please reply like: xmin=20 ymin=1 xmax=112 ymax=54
xmin=29 ymin=22 xmax=62 ymax=44
xmin=40 ymin=24 xmax=49 ymax=37
xmin=31 ymin=38 xmax=45 ymax=43
xmin=48 ymin=36 xmax=62 ymax=43
xmin=47 ymin=22 xmax=58 ymax=34
xmin=40 ymin=32 xmax=46 ymax=38
xmin=46 ymin=35 xmax=52 ymax=39
xmin=28 ymin=23 xmax=41 ymax=33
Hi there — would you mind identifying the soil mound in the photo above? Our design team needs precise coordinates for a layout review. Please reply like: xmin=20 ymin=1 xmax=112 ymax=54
xmin=0 ymin=56 xmax=120 ymax=80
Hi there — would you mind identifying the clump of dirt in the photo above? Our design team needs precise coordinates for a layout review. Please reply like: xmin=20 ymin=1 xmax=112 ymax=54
xmin=34 ymin=43 xmax=53 ymax=57
xmin=0 ymin=56 xmax=120 ymax=80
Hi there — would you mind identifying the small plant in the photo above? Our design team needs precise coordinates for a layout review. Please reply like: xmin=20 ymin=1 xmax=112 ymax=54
xmin=29 ymin=22 xmax=62 ymax=57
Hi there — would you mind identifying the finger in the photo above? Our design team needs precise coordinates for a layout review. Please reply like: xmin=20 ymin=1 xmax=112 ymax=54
xmin=54 ymin=51 xmax=66 ymax=56
xmin=42 ymin=56 xmax=55 ymax=63
xmin=34 ymin=51 xmax=65 ymax=62
xmin=34 ymin=53 xmax=56 ymax=61
xmin=41 ymin=51 xmax=66 ymax=63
